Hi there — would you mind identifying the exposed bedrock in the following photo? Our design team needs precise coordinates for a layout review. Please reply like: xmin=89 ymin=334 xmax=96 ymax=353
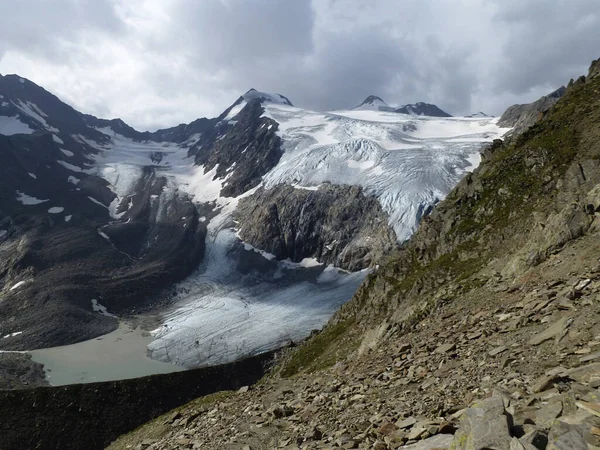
xmin=498 ymin=86 xmax=565 ymax=138
xmin=190 ymin=99 xmax=283 ymax=197
xmin=235 ymin=183 xmax=398 ymax=271
xmin=0 ymin=159 xmax=208 ymax=350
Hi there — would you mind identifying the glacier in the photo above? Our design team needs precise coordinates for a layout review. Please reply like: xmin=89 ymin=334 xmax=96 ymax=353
xmin=32 ymin=95 xmax=509 ymax=370
xmin=262 ymin=104 xmax=509 ymax=241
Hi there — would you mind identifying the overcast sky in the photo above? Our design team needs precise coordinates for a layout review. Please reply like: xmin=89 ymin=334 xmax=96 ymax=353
xmin=0 ymin=0 xmax=598 ymax=130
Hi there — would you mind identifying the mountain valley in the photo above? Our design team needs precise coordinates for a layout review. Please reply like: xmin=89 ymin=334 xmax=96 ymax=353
xmin=0 ymin=78 xmax=505 ymax=378
xmin=2 ymin=54 xmax=600 ymax=450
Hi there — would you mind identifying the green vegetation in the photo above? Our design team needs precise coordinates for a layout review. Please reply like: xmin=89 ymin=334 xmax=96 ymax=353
xmin=280 ymin=317 xmax=357 ymax=377
xmin=450 ymin=78 xmax=599 ymax=241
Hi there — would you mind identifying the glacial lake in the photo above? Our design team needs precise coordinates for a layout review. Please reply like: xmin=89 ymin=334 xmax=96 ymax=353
xmin=29 ymin=321 xmax=185 ymax=386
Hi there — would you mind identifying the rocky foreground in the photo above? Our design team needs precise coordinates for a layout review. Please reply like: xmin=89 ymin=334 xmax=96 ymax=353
xmin=108 ymin=229 xmax=600 ymax=449
xmin=108 ymin=60 xmax=600 ymax=450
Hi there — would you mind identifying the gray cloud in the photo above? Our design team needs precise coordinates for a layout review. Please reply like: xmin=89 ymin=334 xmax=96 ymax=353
xmin=176 ymin=0 xmax=315 ymax=67
xmin=491 ymin=0 xmax=600 ymax=95
xmin=0 ymin=0 xmax=598 ymax=130
xmin=0 ymin=0 xmax=123 ymax=60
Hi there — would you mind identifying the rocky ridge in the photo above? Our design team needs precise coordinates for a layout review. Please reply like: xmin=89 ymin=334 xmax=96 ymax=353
xmin=498 ymin=86 xmax=566 ymax=138
xmin=394 ymin=102 xmax=452 ymax=117
xmin=108 ymin=59 xmax=600 ymax=449
xmin=190 ymin=98 xmax=284 ymax=197
xmin=352 ymin=96 xmax=452 ymax=117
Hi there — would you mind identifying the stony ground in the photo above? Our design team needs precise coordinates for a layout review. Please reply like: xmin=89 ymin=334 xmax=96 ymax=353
xmin=108 ymin=231 xmax=600 ymax=450
xmin=0 ymin=353 xmax=47 ymax=390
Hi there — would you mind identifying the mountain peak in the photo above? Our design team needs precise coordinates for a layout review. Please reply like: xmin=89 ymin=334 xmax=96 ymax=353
xmin=395 ymin=102 xmax=452 ymax=117
xmin=361 ymin=95 xmax=387 ymax=106
xmin=353 ymin=95 xmax=394 ymax=111
xmin=242 ymin=89 xmax=293 ymax=106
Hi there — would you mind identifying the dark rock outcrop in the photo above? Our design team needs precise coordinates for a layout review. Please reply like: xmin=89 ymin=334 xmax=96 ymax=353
xmin=588 ymin=58 xmax=600 ymax=81
xmin=465 ymin=111 xmax=492 ymax=118
xmin=190 ymin=99 xmax=283 ymax=197
xmin=395 ymin=102 xmax=452 ymax=117
xmin=235 ymin=184 xmax=398 ymax=271
xmin=361 ymin=95 xmax=386 ymax=106
xmin=498 ymin=86 xmax=566 ymax=137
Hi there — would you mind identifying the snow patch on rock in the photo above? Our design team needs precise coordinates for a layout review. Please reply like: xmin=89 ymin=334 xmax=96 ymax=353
xmin=9 ymin=280 xmax=30 ymax=291
xmin=2 ymin=331 xmax=23 ymax=339
xmin=91 ymin=299 xmax=116 ymax=318
xmin=0 ymin=115 xmax=34 ymax=135
xmin=57 ymin=160 xmax=84 ymax=173
xmin=16 ymin=191 xmax=48 ymax=205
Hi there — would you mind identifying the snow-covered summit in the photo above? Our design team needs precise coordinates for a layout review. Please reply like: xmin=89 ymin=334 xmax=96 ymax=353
xmin=353 ymin=95 xmax=396 ymax=112
xmin=242 ymin=88 xmax=293 ymax=106
xmin=395 ymin=102 xmax=452 ymax=117
xmin=352 ymin=97 xmax=452 ymax=117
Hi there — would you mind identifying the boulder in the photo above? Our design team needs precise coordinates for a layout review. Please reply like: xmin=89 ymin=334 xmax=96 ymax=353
xmin=402 ymin=434 xmax=454 ymax=449
xmin=451 ymin=396 xmax=513 ymax=450
xmin=546 ymin=421 xmax=588 ymax=450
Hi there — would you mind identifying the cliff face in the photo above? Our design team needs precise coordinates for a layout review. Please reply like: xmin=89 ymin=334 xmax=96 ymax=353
xmin=235 ymin=184 xmax=398 ymax=271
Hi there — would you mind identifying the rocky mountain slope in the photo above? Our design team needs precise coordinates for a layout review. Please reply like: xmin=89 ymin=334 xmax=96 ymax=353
xmin=498 ymin=86 xmax=566 ymax=138
xmin=109 ymin=59 xmax=600 ymax=450
xmin=0 ymin=74 xmax=503 ymax=371
xmin=0 ymin=74 xmax=208 ymax=350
